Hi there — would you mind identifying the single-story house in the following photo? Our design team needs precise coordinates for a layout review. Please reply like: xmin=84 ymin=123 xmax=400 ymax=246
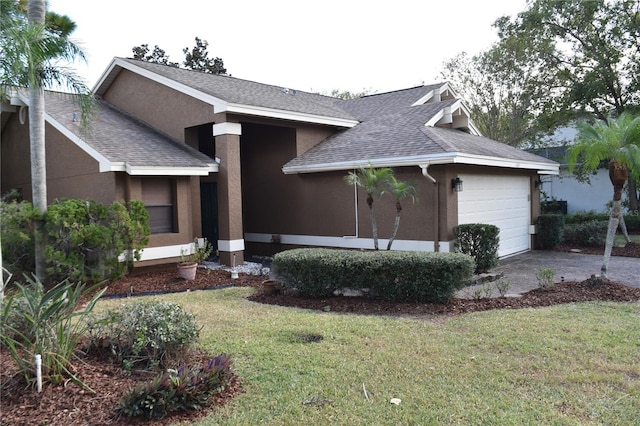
xmin=1 ymin=57 xmax=559 ymax=267
xmin=530 ymin=146 xmax=616 ymax=214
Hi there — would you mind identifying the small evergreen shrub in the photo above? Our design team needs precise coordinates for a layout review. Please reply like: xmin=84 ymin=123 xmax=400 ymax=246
xmin=453 ymin=223 xmax=500 ymax=273
xmin=272 ymin=248 xmax=474 ymax=303
xmin=118 ymin=355 xmax=232 ymax=420
xmin=44 ymin=198 xmax=149 ymax=282
xmin=536 ymin=214 xmax=565 ymax=249
xmin=0 ymin=198 xmax=39 ymax=277
xmin=86 ymin=300 xmax=199 ymax=371
xmin=536 ymin=268 xmax=555 ymax=290
xmin=563 ymin=220 xmax=608 ymax=247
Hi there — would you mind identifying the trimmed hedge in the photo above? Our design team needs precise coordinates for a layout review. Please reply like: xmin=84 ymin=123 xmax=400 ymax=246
xmin=565 ymin=211 xmax=640 ymax=232
xmin=272 ymin=248 xmax=475 ymax=303
xmin=563 ymin=220 xmax=608 ymax=247
xmin=453 ymin=223 xmax=499 ymax=273
xmin=537 ymin=214 xmax=564 ymax=249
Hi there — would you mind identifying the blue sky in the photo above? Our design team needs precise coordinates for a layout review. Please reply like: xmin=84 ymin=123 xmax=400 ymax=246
xmin=48 ymin=0 xmax=527 ymax=94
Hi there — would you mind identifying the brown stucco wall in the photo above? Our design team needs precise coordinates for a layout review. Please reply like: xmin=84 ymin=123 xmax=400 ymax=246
xmin=101 ymin=70 xmax=216 ymax=142
xmin=1 ymin=113 xmax=117 ymax=203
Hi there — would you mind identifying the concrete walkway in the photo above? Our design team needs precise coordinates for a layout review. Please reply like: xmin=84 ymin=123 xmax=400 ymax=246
xmin=458 ymin=250 xmax=640 ymax=298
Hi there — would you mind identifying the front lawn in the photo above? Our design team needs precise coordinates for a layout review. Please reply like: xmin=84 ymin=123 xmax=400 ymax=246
xmin=97 ymin=288 xmax=640 ymax=425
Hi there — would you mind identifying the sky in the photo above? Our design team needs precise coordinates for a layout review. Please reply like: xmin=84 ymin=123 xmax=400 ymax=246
xmin=47 ymin=0 xmax=527 ymax=95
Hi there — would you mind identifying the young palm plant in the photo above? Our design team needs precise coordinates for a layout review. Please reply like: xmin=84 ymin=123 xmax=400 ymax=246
xmin=567 ymin=112 xmax=640 ymax=276
xmin=344 ymin=165 xmax=393 ymax=250
xmin=384 ymin=176 xmax=417 ymax=250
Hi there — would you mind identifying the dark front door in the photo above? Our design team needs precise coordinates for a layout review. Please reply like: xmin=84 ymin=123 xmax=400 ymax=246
xmin=200 ymin=182 xmax=218 ymax=251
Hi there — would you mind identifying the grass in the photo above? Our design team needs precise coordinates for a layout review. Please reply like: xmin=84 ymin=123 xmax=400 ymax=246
xmin=97 ymin=288 xmax=640 ymax=425
xmin=615 ymin=234 xmax=640 ymax=246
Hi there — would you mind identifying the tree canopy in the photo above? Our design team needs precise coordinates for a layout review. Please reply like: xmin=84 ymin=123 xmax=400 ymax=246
xmin=131 ymin=37 xmax=227 ymax=75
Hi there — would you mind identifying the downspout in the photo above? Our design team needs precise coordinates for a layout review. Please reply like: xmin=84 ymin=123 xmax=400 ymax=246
xmin=420 ymin=164 xmax=439 ymax=252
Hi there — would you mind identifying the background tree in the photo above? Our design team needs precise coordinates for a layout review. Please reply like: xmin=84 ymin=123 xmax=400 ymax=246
xmin=1 ymin=0 xmax=94 ymax=280
xmin=439 ymin=38 xmax=554 ymax=147
xmin=182 ymin=37 xmax=226 ymax=74
xmin=384 ymin=176 xmax=417 ymax=250
xmin=344 ymin=165 xmax=393 ymax=250
xmin=567 ymin=112 xmax=640 ymax=276
xmin=131 ymin=44 xmax=179 ymax=67
xmin=131 ymin=37 xmax=227 ymax=75
xmin=494 ymin=0 xmax=640 ymax=209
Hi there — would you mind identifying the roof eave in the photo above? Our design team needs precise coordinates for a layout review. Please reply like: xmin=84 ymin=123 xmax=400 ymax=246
xmin=282 ymin=153 xmax=560 ymax=175
xmin=95 ymin=58 xmax=358 ymax=128
xmin=221 ymin=103 xmax=359 ymax=128
xmin=125 ymin=164 xmax=218 ymax=176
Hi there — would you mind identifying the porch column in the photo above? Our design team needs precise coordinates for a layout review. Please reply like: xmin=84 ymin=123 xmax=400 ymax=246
xmin=213 ymin=122 xmax=244 ymax=266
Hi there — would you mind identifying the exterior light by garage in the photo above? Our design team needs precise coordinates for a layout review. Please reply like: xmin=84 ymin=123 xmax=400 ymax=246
xmin=451 ymin=177 xmax=463 ymax=192
xmin=534 ymin=177 xmax=543 ymax=189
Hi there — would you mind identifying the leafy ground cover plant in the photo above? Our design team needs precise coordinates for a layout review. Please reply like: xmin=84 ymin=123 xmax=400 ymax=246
xmin=86 ymin=300 xmax=199 ymax=372
xmin=118 ymin=354 xmax=232 ymax=420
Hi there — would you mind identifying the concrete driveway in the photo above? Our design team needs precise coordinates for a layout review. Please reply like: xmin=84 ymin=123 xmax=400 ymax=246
xmin=491 ymin=250 xmax=640 ymax=295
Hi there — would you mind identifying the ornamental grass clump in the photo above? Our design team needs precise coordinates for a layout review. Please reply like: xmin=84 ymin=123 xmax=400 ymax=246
xmin=0 ymin=275 xmax=106 ymax=388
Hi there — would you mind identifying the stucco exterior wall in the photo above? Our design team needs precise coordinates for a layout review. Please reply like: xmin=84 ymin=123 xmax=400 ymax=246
xmin=1 ymin=113 xmax=117 ymax=204
xmin=102 ymin=70 xmax=216 ymax=141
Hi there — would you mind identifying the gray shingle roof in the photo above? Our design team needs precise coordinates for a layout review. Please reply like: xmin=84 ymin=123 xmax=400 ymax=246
xmin=44 ymin=91 xmax=216 ymax=171
xmin=108 ymin=58 xmax=357 ymax=122
xmin=283 ymin=85 xmax=558 ymax=172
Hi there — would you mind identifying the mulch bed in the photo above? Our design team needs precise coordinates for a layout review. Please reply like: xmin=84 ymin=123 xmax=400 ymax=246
xmin=2 ymin=244 xmax=640 ymax=425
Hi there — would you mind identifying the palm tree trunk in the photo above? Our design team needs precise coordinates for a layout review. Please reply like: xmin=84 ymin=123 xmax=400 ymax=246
xmin=29 ymin=0 xmax=48 ymax=281
xmin=369 ymin=204 xmax=379 ymax=250
xmin=602 ymin=161 xmax=627 ymax=276
xmin=387 ymin=215 xmax=401 ymax=250
xmin=618 ymin=212 xmax=631 ymax=243
xmin=387 ymin=202 xmax=402 ymax=250
xmin=602 ymin=199 xmax=621 ymax=276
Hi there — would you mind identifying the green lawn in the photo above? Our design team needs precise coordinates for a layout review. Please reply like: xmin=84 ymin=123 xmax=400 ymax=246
xmin=97 ymin=288 xmax=640 ymax=425
xmin=615 ymin=234 xmax=640 ymax=246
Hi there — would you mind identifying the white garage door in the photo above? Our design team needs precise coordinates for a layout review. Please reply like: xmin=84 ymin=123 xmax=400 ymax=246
xmin=457 ymin=175 xmax=531 ymax=257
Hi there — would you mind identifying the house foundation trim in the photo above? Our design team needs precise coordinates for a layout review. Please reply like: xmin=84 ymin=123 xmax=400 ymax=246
xmin=245 ymin=233 xmax=454 ymax=252
xmin=218 ymin=239 xmax=245 ymax=252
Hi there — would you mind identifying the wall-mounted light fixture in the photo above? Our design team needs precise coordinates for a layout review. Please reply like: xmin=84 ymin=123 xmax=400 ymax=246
xmin=451 ymin=177 xmax=463 ymax=192
xmin=534 ymin=177 xmax=543 ymax=189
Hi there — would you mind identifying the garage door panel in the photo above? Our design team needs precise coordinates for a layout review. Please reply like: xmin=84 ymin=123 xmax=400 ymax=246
xmin=458 ymin=175 xmax=531 ymax=257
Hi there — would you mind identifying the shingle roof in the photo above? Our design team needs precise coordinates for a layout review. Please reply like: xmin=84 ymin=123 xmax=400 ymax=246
xmin=104 ymin=58 xmax=357 ymax=122
xmin=43 ymin=91 xmax=217 ymax=173
xmin=282 ymin=85 xmax=557 ymax=172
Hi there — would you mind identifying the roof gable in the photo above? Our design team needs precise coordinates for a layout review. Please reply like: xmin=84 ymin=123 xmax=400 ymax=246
xmin=40 ymin=91 xmax=217 ymax=175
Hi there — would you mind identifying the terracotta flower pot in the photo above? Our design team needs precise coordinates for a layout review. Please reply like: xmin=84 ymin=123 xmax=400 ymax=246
xmin=261 ymin=279 xmax=278 ymax=294
xmin=177 ymin=262 xmax=198 ymax=280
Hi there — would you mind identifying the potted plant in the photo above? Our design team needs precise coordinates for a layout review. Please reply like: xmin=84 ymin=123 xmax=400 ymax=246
xmin=177 ymin=238 xmax=214 ymax=280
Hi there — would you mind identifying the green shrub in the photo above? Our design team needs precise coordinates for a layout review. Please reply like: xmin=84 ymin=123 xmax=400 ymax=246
xmin=0 ymin=275 xmax=106 ymax=387
xmin=563 ymin=220 xmax=608 ymax=247
xmin=564 ymin=210 xmax=607 ymax=224
xmin=44 ymin=198 xmax=149 ymax=282
xmin=118 ymin=355 xmax=232 ymax=420
xmin=86 ymin=300 xmax=199 ymax=371
xmin=272 ymin=248 xmax=474 ymax=303
xmin=536 ymin=268 xmax=555 ymax=290
xmin=536 ymin=214 xmax=565 ymax=249
xmin=623 ymin=213 xmax=640 ymax=232
xmin=453 ymin=223 xmax=500 ymax=273
xmin=0 ymin=198 xmax=39 ymax=277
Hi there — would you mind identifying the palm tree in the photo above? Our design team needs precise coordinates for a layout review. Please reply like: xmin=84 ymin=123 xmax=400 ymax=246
xmin=384 ymin=176 xmax=417 ymax=250
xmin=1 ymin=0 xmax=94 ymax=280
xmin=567 ymin=112 xmax=640 ymax=276
xmin=344 ymin=165 xmax=393 ymax=250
